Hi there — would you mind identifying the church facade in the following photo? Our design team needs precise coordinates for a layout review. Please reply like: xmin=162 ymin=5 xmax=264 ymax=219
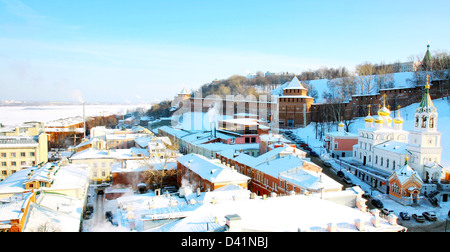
xmin=352 ymin=75 xmax=443 ymax=196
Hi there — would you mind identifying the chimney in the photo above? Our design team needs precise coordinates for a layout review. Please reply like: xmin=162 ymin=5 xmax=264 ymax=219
xmin=225 ymin=214 xmax=242 ymax=232
xmin=355 ymin=219 xmax=365 ymax=231
xmin=327 ymin=222 xmax=337 ymax=232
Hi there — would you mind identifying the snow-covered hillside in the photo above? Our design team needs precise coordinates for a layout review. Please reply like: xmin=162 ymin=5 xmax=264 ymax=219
xmin=272 ymin=72 xmax=416 ymax=103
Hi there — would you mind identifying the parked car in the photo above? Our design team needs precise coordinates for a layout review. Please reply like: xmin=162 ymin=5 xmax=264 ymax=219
xmin=380 ymin=208 xmax=394 ymax=217
xmin=412 ymin=213 xmax=426 ymax=223
xmin=399 ymin=212 xmax=410 ymax=220
xmin=362 ymin=191 xmax=372 ymax=199
xmin=343 ymin=176 xmax=353 ymax=184
xmin=105 ymin=211 xmax=113 ymax=222
xmin=336 ymin=170 xmax=345 ymax=177
xmin=309 ymin=151 xmax=319 ymax=157
xmin=299 ymin=143 xmax=309 ymax=147
xmin=422 ymin=211 xmax=437 ymax=221
xmin=303 ymin=146 xmax=312 ymax=151
xmin=371 ymin=199 xmax=384 ymax=208
xmin=323 ymin=161 xmax=332 ymax=167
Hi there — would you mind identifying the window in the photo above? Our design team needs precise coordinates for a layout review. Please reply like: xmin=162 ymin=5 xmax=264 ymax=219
xmin=375 ymin=156 xmax=378 ymax=164
xmin=20 ymin=152 xmax=26 ymax=157
xmin=1 ymin=162 xmax=6 ymax=166
xmin=251 ymin=137 xmax=256 ymax=143
xmin=1 ymin=153 xmax=6 ymax=158
xmin=380 ymin=157 xmax=383 ymax=166
xmin=11 ymin=161 xmax=16 ymax=166
xmin=422 ymin=116 xmax=427 ymax=128
xmin=10 ymin=152 xmax=16 ymax=158
xmin=245 ymin=137 xmax=250 ymax=143
xmin=386 ymin=159 xmax=389 ymax=168
xmin=30 ymin=152 xmax=35 ymax=157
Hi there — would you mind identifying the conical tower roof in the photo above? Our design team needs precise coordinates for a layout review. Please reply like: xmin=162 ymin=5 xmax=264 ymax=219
xmin=284 ymin=76 xmax=306 ymax=90
xmin=417 ymin=75 xmax=435 ymax=113
xmin=422 ymin=44 xmax=432 ymax=64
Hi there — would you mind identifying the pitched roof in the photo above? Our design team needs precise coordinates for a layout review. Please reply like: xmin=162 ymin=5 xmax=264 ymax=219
xmin=390 ymin=160 xmax=423 ymax=185
xmin=283 ymin=76 xmax=306 ymax=90
xmin=177 ymin=153 xmax=250 ymax=184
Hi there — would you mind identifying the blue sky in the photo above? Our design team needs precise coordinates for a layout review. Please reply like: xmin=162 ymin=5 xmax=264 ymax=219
xmin=1 ymin=0 xmax=449 ymax=103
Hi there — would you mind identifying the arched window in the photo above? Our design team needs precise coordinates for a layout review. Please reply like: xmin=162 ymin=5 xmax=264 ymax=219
xmin=429 ymin=115 xmax=435 ymax=128
xmin=381 ymin=157 xmax=384 ymax=166
xmin=415 ymin=116 xmax=419 ymax=127
xmin=386 ymin=159 xmax=389 ymax=168
xmin=422 ymin=116 xmax=427 ymax=128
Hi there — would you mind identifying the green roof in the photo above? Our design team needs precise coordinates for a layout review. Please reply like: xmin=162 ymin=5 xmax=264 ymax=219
xmin=418 ymin=86 xmax=434 ymax=112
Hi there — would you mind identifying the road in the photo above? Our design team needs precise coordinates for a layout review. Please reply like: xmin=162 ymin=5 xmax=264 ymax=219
xmin=94 ymin=191 xmax=104 ymax=224
xmin=309 ymin=156 xmax=352 ymax=189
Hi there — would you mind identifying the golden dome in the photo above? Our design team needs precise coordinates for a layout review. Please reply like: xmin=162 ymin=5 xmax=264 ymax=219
xmin=378 ymin=106 xmax=391 ymax=117
xmin=374 ymin=117 xmax=384 ymax=124
xmin=394 ymin=118 xmax=404 ymax=124
xmin=365 ymin=104 xmax=373 ymax=122
xmin=394 ymin=105 xmax=404 ymax=124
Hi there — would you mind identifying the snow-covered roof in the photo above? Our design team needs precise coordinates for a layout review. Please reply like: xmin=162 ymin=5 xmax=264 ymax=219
xmin=218 ymin=145 xmax=304 ymax=168
xmin=69 ymin=148 xmax=149 ymax=160
xmin=280 ymin=166 xmax=343 ymax=192
xmin=45 ymin=116 xmax=84 ymax=128
xmin=111 ymin=159 xmax=177 ymax=173
xmin=150 ymin=194 xmax=405 ymax=232
xmin=283 ymin=76 xmax=306 ymax=90
xmin=390 ymin=161 xmax=423 ymax=185
xmin=177 ymin=154 xmax=250 ymax=184
xmin=0 ymin=162 xmax=89 ymax=197
xmin=24 ymin=193 xmax=83 ymax=232
xmin=374 ymin=141 xmax=408 ymax=154
xmin=0 ymin=135 xmax=39 ymax=147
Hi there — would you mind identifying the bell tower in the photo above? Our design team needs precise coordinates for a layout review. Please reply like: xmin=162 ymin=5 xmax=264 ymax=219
xmin=407 ymin=75 xmax=442 ymax=182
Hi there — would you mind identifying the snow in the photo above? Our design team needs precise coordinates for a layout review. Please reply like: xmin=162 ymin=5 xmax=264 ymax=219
xmin=0 ymin=104 xmax=150 ymax=126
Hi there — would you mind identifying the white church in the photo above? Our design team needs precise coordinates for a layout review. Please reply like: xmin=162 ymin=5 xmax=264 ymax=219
xmin=353 ymin=75 xmax=443 ymax=185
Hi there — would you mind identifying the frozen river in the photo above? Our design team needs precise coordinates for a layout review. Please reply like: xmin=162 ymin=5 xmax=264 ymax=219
xmin=0 ymin=103 xmax=151 ymax=125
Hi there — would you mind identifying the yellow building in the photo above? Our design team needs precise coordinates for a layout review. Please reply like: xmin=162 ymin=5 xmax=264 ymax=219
xmin=0 ymin=133 xmax=48 ymax=181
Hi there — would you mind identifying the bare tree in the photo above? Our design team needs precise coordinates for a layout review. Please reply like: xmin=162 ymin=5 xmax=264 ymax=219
xmin=141 ymin=141 xmax=180 ymax=190
xmin=355 ymin=62 xmax=377 ymax=94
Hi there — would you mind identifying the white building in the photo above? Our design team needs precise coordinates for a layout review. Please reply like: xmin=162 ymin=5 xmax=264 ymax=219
xmin=353 ymin=77 xmax=443 ymax=187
